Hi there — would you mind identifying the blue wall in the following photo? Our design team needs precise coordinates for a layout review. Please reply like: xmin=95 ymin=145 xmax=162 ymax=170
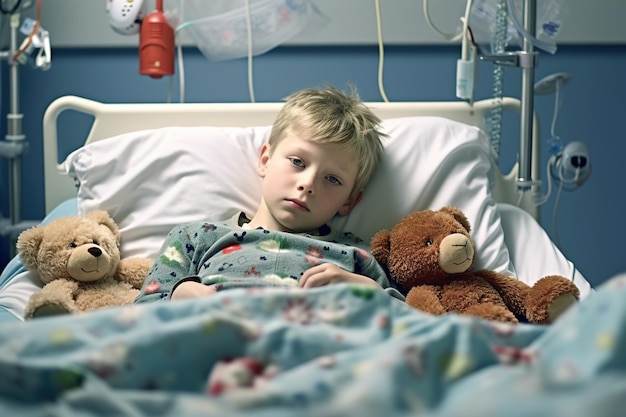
xmin=1 ymin=44 xmax=625 ymax=288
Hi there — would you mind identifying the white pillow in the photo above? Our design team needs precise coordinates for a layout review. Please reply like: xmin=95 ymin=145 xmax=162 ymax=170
xmin=64 ymin=117 xmax=515 ymax=276
xmin=65 ymin=125 xmax=268 ymax=259
xmin=331 ymin=117 xmax=513 ymax=274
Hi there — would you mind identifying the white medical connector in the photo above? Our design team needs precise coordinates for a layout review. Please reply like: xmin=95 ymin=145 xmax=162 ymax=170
xmin=456 ymin=57 xmax=475 ymax=101
xmin=423 ymin=0 xmax=476 ymax=103
xmin=455 ymin=1 xmax=476 ymax=104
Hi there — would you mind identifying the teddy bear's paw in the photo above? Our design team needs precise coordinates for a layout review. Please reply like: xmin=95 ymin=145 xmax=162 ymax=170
xmin=31 ymin=303 xmax=71 ymax=319
xmin=526 ymin=275 xmax=580 ymax=324
xmin=405 ymin=287 xmax=447 ymax=316
xmin=547 ymin=293 xmax=578 ymax=323
xmin=464 ymin=303 xmax=519 ymax=324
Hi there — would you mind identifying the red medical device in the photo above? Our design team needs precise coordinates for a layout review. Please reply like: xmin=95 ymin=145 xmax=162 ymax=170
xmin=139 ymin=0 xmax=174 ymax=78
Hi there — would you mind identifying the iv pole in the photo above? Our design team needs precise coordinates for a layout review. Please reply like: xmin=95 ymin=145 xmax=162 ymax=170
xmin=481 ymin=0 xmax=538 ymax=192
xmin=0 ymin=8 xmax=38 ymax=255
xmin=517 ymin=0 xmax=536 ymax=191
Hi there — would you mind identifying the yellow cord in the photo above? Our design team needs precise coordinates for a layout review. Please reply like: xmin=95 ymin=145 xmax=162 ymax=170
xmin=374 ymin=0 xmax=389 ymax=102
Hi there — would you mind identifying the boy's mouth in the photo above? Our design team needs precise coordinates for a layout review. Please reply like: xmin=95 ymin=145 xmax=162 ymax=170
xmin=286 ymin=199 xmax=309 ymax=211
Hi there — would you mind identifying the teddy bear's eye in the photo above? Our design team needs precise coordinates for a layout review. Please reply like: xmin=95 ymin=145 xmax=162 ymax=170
xmin=69 ymin=242 xmax=77 ymax=249
xmin=425 ymin=239 xmax=433 ymax=247
xmin=92 ymin=240 xmax=99 ymax=246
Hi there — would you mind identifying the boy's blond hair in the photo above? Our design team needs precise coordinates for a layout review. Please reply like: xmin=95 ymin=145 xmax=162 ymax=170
xmin=268 ymin=84 xmax=386 ymax=195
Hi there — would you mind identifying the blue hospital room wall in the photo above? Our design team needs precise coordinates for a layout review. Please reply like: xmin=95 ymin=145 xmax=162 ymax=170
xmin=0 ymin=1 xmax=625 ymax=289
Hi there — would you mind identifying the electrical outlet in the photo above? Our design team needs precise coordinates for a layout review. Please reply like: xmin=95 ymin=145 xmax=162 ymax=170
xmin=555 ymin=141 xmax=591 ymax=186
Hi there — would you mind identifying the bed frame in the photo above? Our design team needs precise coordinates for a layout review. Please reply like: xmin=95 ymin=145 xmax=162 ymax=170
xmin=42 ymin=95 xmax=540 ymax=219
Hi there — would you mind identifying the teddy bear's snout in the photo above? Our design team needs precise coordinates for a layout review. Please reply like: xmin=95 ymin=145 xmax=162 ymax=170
xmin=438 ymin=233 xmax=474 ymax=274
xmin=66 ymin=244 xmax=113 ymax=282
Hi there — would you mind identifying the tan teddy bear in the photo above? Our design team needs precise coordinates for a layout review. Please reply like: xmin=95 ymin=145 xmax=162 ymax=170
xmin=370 ymin=206 xmax=580 ymax=324
xmin=16 ymin=210 xmax=152 ymax=319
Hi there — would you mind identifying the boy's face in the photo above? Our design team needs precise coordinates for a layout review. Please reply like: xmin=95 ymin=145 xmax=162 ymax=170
xmin=253 ymin=132 xmax=362 ymax=233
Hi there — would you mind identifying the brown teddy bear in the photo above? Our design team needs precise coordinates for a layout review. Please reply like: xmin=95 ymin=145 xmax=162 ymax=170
xmin=16 ymin=210 xmax=153 ymax=319
xmin=370 ymin=206 xmax=580 ymax=324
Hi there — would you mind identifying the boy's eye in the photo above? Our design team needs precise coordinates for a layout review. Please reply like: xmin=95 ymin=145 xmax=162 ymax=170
xmin=289 ymin=157 xmax=305 ymax=168
xmin=326 ymin=175 xmax=342 ymax=185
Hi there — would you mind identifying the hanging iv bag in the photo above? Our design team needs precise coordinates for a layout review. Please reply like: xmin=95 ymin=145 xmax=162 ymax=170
xmin=164 ymin=0 xmax=326 ymax=61
xmin=470 ymin=0 xmax=565 ymax=54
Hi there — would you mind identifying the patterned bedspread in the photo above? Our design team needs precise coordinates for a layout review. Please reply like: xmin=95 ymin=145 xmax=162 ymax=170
xmin=0 ymin=275 xmax=625 ymax=417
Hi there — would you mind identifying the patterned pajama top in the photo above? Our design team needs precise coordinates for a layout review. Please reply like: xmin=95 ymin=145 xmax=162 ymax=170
xmin=134 ymin=212 xmax=404 ymax=303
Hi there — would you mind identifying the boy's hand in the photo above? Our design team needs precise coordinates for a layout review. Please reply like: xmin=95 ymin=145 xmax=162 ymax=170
xmin=171 ymin=281 xmax=218 ymax=300
xmin=299 ymin=263 xmax=382 ymax=289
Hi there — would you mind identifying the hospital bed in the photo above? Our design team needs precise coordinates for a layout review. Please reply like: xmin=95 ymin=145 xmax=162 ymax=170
xmin=1 ymin=95 xmax=622 ymax=416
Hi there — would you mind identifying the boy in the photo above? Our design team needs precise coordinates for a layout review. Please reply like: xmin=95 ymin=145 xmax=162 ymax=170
xmin=135 ymin=85 xmax=404 ymax=303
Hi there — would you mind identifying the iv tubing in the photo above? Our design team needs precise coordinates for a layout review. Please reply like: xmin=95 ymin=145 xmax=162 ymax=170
xmin=460 ymin=0 xmax=473 ymax=62
xmin=422 ymin=0 xmax=463 ymax=42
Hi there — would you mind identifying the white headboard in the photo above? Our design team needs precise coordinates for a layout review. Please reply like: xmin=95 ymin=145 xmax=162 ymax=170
xmin=42 ymin=95 xmax=540 ymax=218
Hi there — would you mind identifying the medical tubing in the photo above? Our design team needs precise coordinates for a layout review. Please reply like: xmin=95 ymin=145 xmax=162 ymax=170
xmin=533 ymin=154 xmax=556 ymax=206
xmin=487 ymin=0 xmax=508 ymax=158
xmin=506 ymin=0 xmax=557 ymax=54
xmin=553 ymin=82 xmax=561 ymax=137
xmin=423 ymin=0 xmax=475 ymax=102
xmin=174 ymin=0 xmax=186 ymax=103
xmin=0 ymin=0 xmax=22 ymax=14
xmin=13 ymin=0 xmax=42 ymax=62
xmin=176 ymin=36 xmax=185 ymax=103
xmin=548 ymin=79 xmax=564 ymax=155
xmin=552 ymin=179 xmax=564 ymax=246
xmin=168 ymin=37 xmax=186 ymax=104
xmin=422 ymin=0 xmax=463 ymax=42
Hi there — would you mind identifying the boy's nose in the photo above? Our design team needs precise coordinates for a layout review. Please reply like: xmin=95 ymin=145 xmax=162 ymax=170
xmin=298 ymin=184 xmax=314 ymax=194
xmin=297 ymin=173 xmax=316 ymax=194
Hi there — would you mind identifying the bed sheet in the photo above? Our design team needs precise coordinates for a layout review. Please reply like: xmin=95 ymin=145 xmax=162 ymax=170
xmin=0 ymin=275 xmax=624 ymax=417
xmin=499 ymin=203 xmax=592 ymax=298
xmin=0 ymin=199 xmax=593 ymax=324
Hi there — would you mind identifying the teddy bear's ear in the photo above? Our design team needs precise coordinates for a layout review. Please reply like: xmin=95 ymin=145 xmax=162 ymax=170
xmin=440 ymin=206 xmax=471 ymax=233
xmin=87 ymin=210 xmax=121 ymax=244
xmin=370 ymin=229 xmax=391 ymax=266
xmin=16 ymin=225 xmax=45 ymax=270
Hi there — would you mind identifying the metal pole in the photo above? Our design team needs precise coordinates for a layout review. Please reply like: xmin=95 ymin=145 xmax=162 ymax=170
xmin=7 ymin=12 xmax=25 ymax=226
xmin=517 ymin=0 xmax=536 ymax=190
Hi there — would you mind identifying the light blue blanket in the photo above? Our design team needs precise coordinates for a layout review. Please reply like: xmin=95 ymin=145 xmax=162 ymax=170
xmin=0 ymin=276 xmax=624 ymax=417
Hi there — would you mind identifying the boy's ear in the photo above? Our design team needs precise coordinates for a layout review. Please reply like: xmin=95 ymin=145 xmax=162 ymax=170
xmin=337 ymin=189 xmax=363 ymax=216
xmin=257 ymin=143 xmax=271 ymax=177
